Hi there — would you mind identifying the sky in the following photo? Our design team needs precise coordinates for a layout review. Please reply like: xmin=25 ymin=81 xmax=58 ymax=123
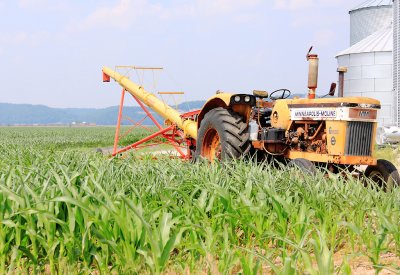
xmin=0 ymin=0 xmax=364 ymax=108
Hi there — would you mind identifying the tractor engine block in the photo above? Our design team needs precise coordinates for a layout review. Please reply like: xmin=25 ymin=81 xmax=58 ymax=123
xmin=287 ymin=122 xmax=327 ymax=154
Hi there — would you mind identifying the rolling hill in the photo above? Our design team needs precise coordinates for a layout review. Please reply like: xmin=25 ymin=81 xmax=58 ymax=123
xmin=0 ymin=101 xmax=205 ymax=125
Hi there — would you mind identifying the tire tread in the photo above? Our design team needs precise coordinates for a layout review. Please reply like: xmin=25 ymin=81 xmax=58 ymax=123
xmin=195 ymin=107 xmax=251 ymax=160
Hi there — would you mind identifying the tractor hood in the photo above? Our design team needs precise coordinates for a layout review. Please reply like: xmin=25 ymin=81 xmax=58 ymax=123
xmin=286 ymin=97 xmax=381 ymax=109
xmin=271 ymin=97 xmax=381 ymax=129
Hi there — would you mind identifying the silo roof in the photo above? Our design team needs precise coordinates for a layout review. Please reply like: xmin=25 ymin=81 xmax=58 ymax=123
xmin=351 ymin=0 xmax=393 ymax=11
xmin=336 ymin=26 xmax=392 ymax=56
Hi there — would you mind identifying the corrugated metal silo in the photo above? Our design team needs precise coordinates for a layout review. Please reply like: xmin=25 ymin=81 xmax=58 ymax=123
xmin=394 ymin=0 xmax=399 ymax=126
xmin=350 ymin=0 xmax=392 ymax=45
xmin=336 ymin=26 xmax=394 ymax=126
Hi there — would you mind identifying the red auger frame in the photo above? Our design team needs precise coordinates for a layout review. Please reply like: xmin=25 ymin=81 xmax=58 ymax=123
xmin=111 ymin=88 xmax=199 ymax=159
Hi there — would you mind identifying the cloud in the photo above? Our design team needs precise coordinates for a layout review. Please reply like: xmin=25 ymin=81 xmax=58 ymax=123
xmin=274 ymin=0 xmax=313 ymax=10
xmin=19 ymin=0 xmax=48 ymax=8
xmin=274 ymin=0 xmax=347 ymax=10
xmin=69 ymin=0 xmax=163 ymax=31
xmin=290 ymin=13 xmax=347 ymax=28
xmin=0 ymin=31 xmax=50 ymax=47
xmin=311 ymin=29 xmax=335 ymax=47
xmin=69 ymin=0 xmax=263 ymax=32
xmin=196 ymin=0 xmax=261 ymax=15
xmin=0 ymin=32 xmax=28 ymax=45
xmin=18 ymin=0 xmax=69 ymax=11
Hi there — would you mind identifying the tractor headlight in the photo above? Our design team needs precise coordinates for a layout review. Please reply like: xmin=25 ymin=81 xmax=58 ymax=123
xmin=230 ymin=94 xmax=255 ymax=106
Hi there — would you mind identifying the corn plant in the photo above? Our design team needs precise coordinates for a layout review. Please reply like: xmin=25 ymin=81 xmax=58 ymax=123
xmin=0 ymin=126 xmax=399 ymax=273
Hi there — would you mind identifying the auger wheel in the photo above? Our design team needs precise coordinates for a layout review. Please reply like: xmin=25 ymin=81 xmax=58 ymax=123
xmin=195 ymin=107 xmax=251 ymax=161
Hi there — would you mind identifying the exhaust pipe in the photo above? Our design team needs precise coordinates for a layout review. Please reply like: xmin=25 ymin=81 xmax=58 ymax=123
xmin=337 ymin=67 xmax=347 ymax=97
xmin=307 ymin=49 xmax=319 ymax=99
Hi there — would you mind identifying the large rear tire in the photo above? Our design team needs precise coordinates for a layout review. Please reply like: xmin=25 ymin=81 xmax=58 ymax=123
xmin=365 ymin=159 xmax=400 ymax=191
xmin=195 ymin=107 xmax=251 ymax=161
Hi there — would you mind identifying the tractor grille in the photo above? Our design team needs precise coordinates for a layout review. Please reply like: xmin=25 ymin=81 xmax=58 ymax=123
xmin=345 ymin=121 xmax=374 ymax=156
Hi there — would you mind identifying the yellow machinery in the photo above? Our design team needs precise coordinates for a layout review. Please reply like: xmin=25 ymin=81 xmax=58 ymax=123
xmin=102 ymin=48 xmax=400 ymax=190
xmin=102 ymin=67 xmax=197 ymax=139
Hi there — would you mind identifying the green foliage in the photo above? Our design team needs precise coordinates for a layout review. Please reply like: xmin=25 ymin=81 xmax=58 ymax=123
xmin=0 ymin=126 xmax=150 ymax=151
xmin=376 ymin=145 xmax=399 ymax=166
xmin=0 ymin=127 xmax=399 ymax=274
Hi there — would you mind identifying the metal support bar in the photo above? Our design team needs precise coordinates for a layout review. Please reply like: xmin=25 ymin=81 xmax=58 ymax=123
xmin=132 ymin=95 xmax=163 ymax=130
xmin=180 ymin=110 xmax=201 ymax=118
xmin=115 ymin=66 xmax=163 ymax=70
xmin=113 ymin=125 xmax=175 ymax=156
xmin=158 ymin=92 xmax=185 ymax=95
xmin=113 ymin=88 xmax=126 ymax=155
xmin=118 ymin=116 xmax=148 ymax=139
xmin=103 ymin=66 xmax=198 ymax=139
xmin=111 ymin=92 xmax=189 ymax=158
xmin=132 ymin=95 xmax=187 ymax=156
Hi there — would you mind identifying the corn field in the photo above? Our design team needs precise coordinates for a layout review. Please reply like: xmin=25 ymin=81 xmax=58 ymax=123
xmin=0 ymin=127 xmax=399 ymax=274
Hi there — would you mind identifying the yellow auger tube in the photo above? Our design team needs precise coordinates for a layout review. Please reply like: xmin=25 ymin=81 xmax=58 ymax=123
xmin=102 ymin=66 xmax=198 ymax=139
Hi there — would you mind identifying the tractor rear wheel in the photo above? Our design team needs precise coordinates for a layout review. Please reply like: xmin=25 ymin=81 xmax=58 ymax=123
xmin=365 ymin=159 xmax=400 ymax=191
xmin=289 ymin=158 xmax=317 ymax=176
xmin=195 ymin=107 xmax=251 ymax=161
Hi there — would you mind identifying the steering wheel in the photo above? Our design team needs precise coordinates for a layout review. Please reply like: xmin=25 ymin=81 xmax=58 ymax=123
xmin=269 ymin=89 xmax=291 ymax=100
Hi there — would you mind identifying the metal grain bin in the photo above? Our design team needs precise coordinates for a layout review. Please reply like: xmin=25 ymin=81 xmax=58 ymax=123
xmin=337 ymin=26 xmax=394 ymax=126
xmin=350 ymin=0 xmax=392 ymax=46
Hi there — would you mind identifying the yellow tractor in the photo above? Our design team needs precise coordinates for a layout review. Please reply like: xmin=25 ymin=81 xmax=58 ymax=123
xmin=102 ymin=49 xmax=399 ymax=190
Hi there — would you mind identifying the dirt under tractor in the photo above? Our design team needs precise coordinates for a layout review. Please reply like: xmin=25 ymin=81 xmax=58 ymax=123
xmin=102 ymin=48 xmax=400 ymax=190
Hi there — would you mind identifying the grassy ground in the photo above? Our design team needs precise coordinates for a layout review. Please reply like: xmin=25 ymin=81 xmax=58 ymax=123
xmin=376 ymin=145 xmax=400 ymax=168
xmin=0 ymin=127 xmax=399 ymax=274
xmin=0 ymin=126 xmax=153 ymax=150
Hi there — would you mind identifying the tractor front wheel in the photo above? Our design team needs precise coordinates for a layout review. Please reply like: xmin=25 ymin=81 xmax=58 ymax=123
xmin=195 ymin=107 xmax=251 ymax=161
xmin=289 ymin=158 xmax=317 ymax=176
xmin=365 ymin=159 xmax=400 ymax=191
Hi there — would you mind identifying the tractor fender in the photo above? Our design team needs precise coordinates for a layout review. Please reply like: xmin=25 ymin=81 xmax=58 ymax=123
xmin=197 ymin=94 xmax=232 ymax=128
xmin=197 ymin=93 xmax=254 ymax=128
